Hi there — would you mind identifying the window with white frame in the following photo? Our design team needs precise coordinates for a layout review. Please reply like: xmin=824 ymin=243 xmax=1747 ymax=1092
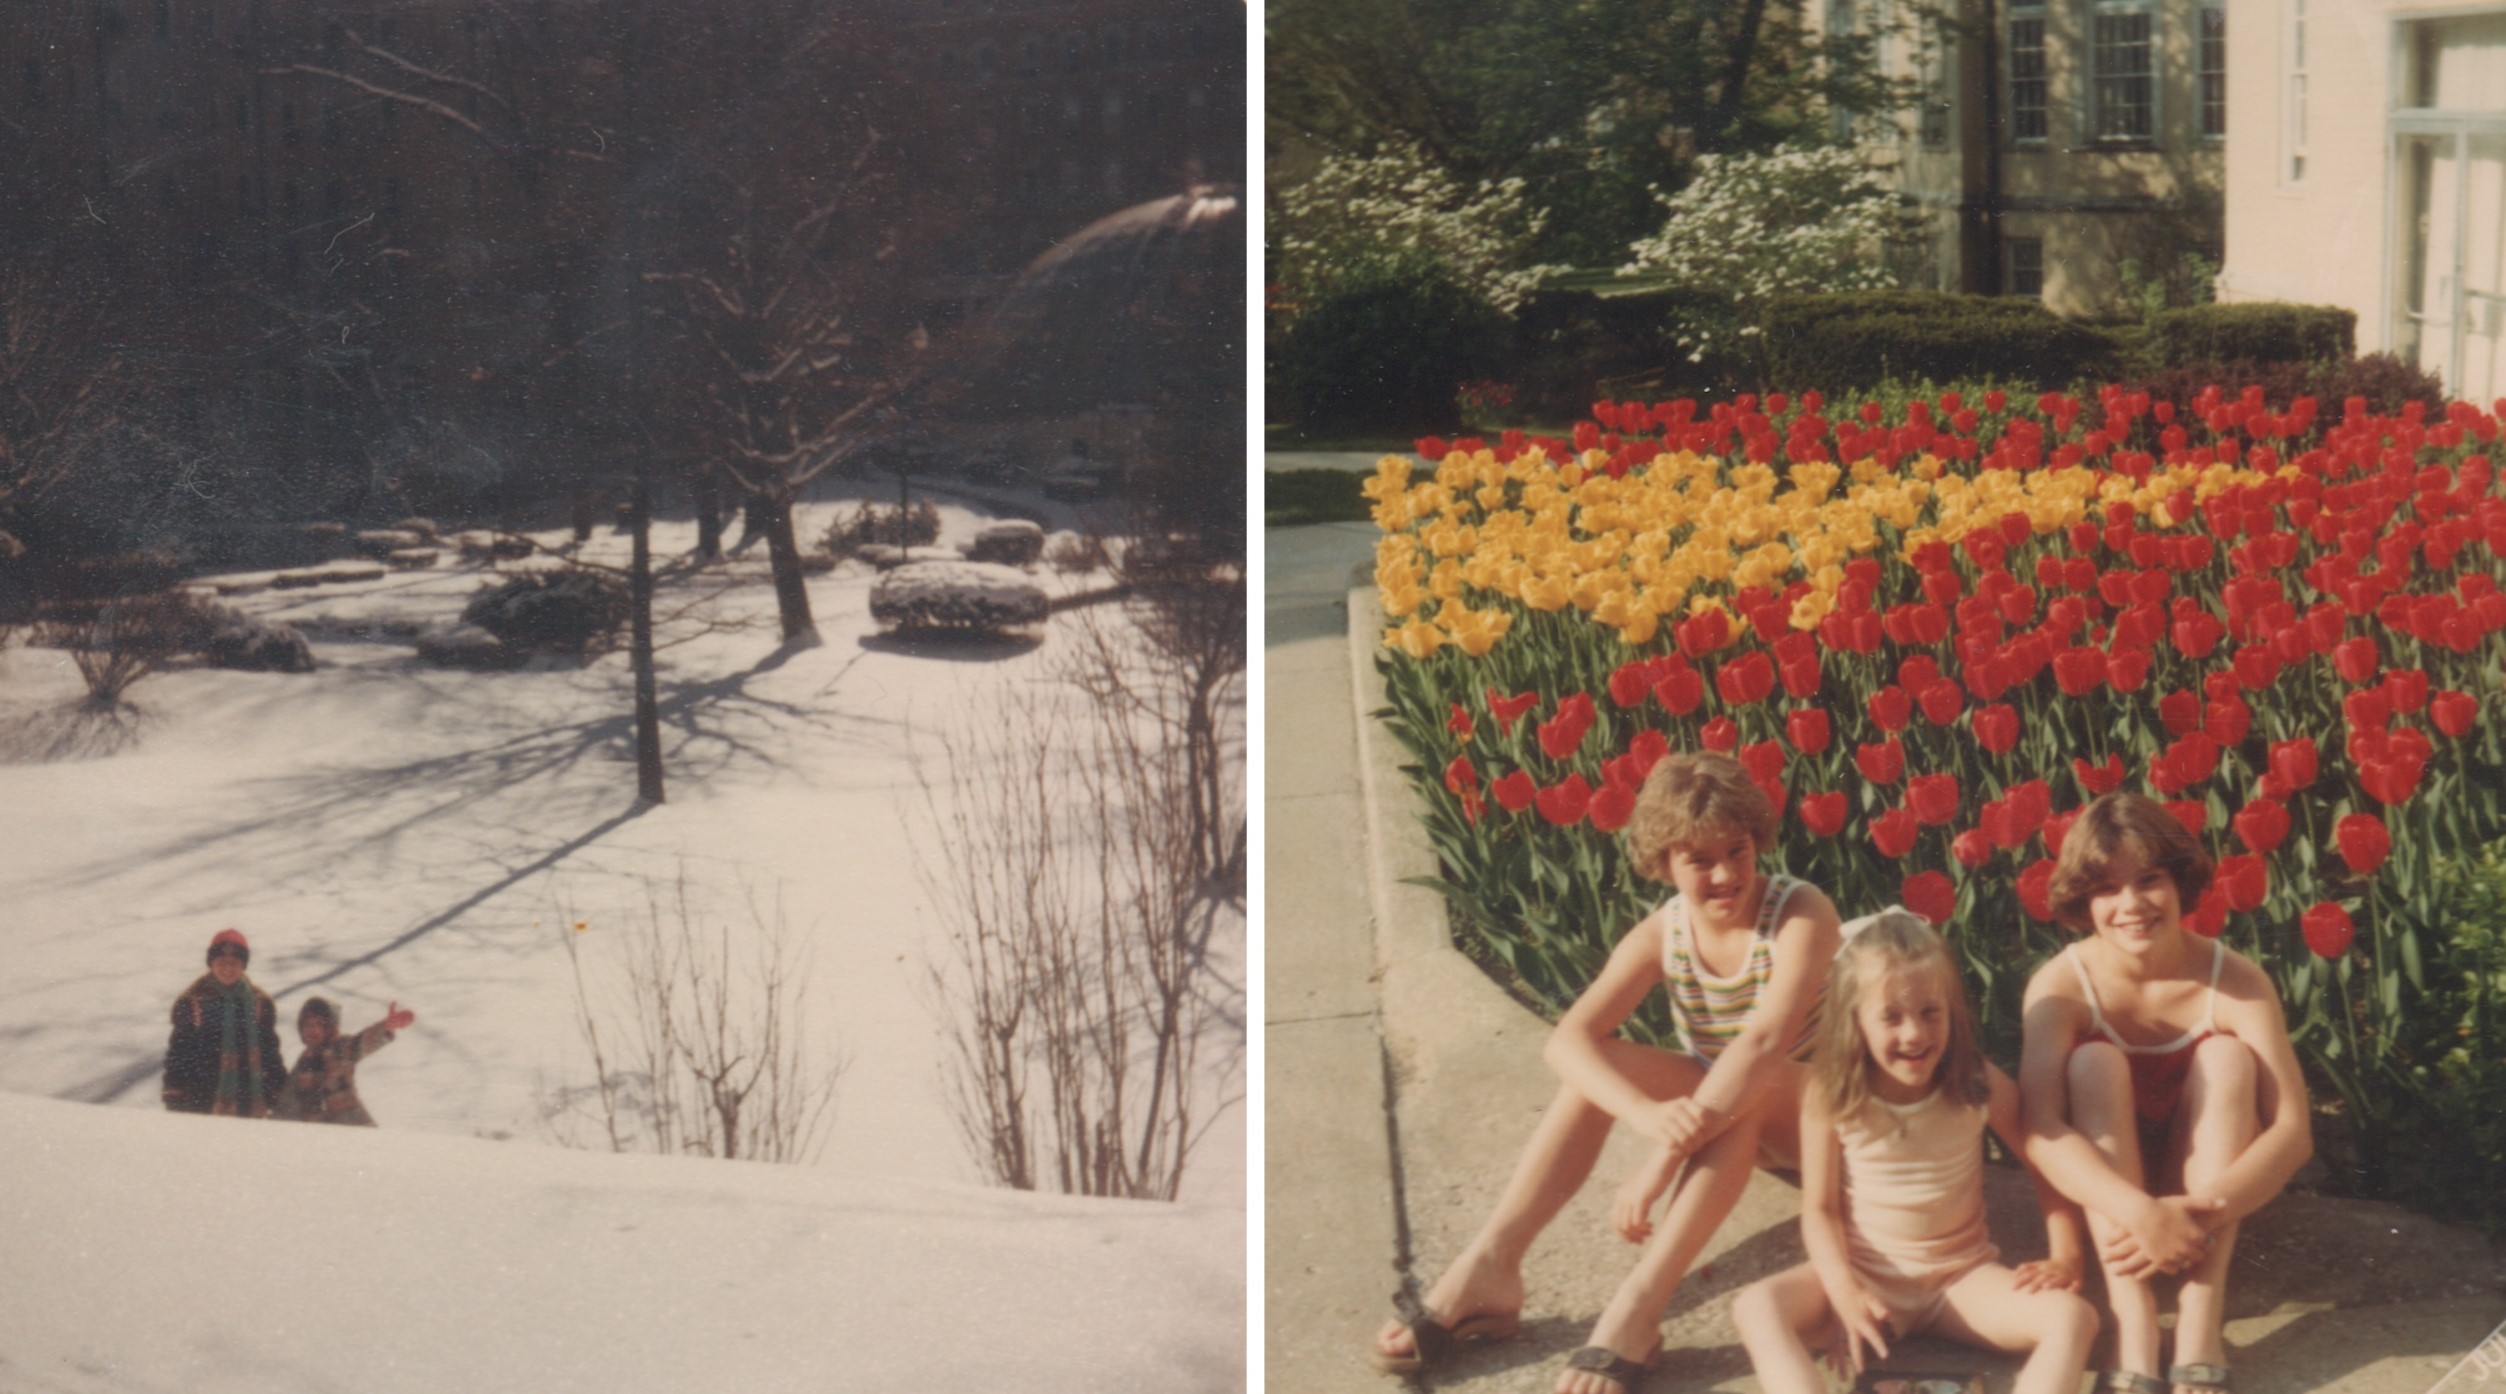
xmin=2009 ymin=9 xmax=2048 ymax=142
xmin=2007 ymin=238 xmax=2045 ymax=296
xmin=2092 ymin=1 xmax=2155 ymax=140
xmin=2282 ymin=0 xmax=2307 ymax=180
xmin=2200 ymin=6 xmax=2226 ymax=137
xmin=1920 ymin=18 xmax=1954 ymax=147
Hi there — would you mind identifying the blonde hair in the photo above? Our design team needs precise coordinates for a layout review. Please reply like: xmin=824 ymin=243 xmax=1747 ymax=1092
xmin=1624 ymin=751 xmax=1779 ymax=883
xmin=2047 ymin=792 xmax=2215 ymax=931
xmin=1811 ymin=909 xmax=1989 ymax=1123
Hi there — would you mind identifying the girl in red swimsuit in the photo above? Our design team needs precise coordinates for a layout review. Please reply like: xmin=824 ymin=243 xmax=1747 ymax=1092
xmin=2016 ymin=794 xmax=2315 ymax=1394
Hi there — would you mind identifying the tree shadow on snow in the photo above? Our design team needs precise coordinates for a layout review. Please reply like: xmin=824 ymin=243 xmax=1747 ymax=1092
xmin=857 ymin=628 xmax=1045 ymax=662
xmin=0 ymin=700 xmax=152 ymax=764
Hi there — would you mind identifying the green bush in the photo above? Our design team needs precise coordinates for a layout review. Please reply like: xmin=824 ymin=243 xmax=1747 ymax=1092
xmin=2143 ymin=302 xmax=2354 ymax=368
xmin=2112 ymin=353 xmax=2450 ymax=436
xmin=1760 ymin=292 xmax=2125 ymax=393
xmin=1514 ymin=285 xmax=1741 ymax=413
xmin=1277 ymin=255 xmax=1513 ymax=436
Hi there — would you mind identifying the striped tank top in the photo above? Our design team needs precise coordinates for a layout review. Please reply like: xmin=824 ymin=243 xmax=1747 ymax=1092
xmin=1659 ymin=873 xmax=1822 ymax=1062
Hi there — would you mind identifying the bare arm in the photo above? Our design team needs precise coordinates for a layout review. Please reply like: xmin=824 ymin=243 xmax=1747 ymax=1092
xmin=1542 ymin=911 xmax=1683 ymax=1136
xmin=2201 ymin=955 xmax=2313 ymax=1223
xmin=1799 ymin=1089 xmax=1891 ymax=1370
xmin=1680 ymin=886 xmax=1844 ymax=1143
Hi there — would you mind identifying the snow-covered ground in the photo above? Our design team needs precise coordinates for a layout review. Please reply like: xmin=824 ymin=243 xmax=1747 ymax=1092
xmin=0 ymin=483 xmax=1245 ymax=1388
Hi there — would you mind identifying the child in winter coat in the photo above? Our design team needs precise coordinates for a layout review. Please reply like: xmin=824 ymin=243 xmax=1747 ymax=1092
xmin=163 ymin=928 xmax=286 ymax=1117
xmin=277 ymin=997 xmax=414 ymax=1126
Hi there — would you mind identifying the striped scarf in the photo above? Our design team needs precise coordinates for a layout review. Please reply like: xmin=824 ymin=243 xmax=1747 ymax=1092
xmin=211 ymin=978 xmax=266 ymax=1117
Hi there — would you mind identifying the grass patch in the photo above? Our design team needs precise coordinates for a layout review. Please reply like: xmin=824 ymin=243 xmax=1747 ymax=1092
xmin=1265 ymin=469 xmax=1371 ymax=526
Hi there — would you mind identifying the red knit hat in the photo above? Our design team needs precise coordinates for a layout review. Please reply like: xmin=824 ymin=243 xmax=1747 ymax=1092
xmin=206 ymin=928 xmax=250 ymax=966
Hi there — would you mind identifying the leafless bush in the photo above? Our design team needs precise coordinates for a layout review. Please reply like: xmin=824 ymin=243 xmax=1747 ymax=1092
xmin=822 ymin=499 xmax=941 ymax=560
xmin=549 ymin=872 xmax=845 ymax=1165
xmin=915 ymin=621 xmax=1243 ymax=1199
xmin=1045 ymin=530 xmax=1111 ymax=575
xmin=31 ymin=589 xmax=216 ymax=709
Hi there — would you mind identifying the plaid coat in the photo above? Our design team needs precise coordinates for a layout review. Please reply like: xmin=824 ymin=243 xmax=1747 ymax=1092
xmin=277 ymin=1021 xmax=396 ymax=1126
xmin=163 ymin=975 xmax=284 ymax=1116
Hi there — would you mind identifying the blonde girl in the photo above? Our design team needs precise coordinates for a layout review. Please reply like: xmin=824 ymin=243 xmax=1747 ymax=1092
xmin=1733 ymin=911 xmax=2096 ymax=1394
xmin=1371 ymin=753 xmax=1843 ymax=1394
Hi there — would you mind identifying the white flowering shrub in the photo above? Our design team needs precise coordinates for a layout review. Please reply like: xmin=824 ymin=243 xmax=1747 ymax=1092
xmin=1620 ymin=144 xmax=1916 ymax=362
xmin=1272 ymin=143 xmax=1561 ymax=316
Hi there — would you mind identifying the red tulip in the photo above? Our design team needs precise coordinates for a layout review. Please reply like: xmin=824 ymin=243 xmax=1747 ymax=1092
xmin=2432 ymin=689 xmax=2478 ymax=738
xmin=2164 ymin=800 xmax=2208 ymax=836
xmin=2360 ymin=750 xmax=2428 ymax=805
xmin=1535 ymin=774 xmax=1593 ymax=826
xmin=2042 ymin=809 xmax=2081 ymax=859
xmin=2072 ymin=753 xmax=2124 ymax=794
xmin=1856 ymin=738 xmax=1906 ymax=785
xmin=1870 ymin=807 xmax=1919 ymax=858
xmin=1952 ymin=828 xmax=1994 ymax=868
xmin=1902 ymin=870 xmax=1956 ymax=926
xmin=1701 ymin=716 xmax=1740 ymax=752
xmin=2171 ymin=610 xmax=2225 ymax=659
xmin=1448 ymin=703 xmax=1475 ymax=740
xmin=1918 ymin=677 xmax=1965 ymax=726
xmin=1653 ymin=666 xmax=1705 ymax=716
xmin=2383 ymin=667 xmax=2430 ymax=715
xmin=2344 ymin=686 xmax=2392 ymax=731
xmin=2184 ymin=886 xmax=2228 ymax=939
xmin=2268 ymin=737 xmax=2318 ymax=790
xmin=2019 ymin=859 xmax=2057 ymax=921
xmin=2106 ymin=647 xmax=2153 ymax=694
xmin=1608 ymin=662 xmax=1654 ymax=708
xmin=1627 ymin=729 xmax=1670 ymax=784
xmin=1740 ymin=739 xmax=1787 ymax=786
xmin=1589 ymin=780 xmax=1637 ymax=833
xmin=1492 ymin=769 xmax=1536 ymax=813
xmin=1676 ymin=608 xmax=1733 ymax=658
xmin=2336 ymin=812 xmax=2392 ymax=875
xmin=2204 ymin=696 xmax=2252 ymax=747
xmin=2232 ymin=797 xmax=2290 ymax=854
xmin=2301 ymin=902 xmax=2357 ymax=958
xmin=1868 ymin=684 xmax=1912 ymax=732
xmin=1715 ymin=651 xmax=1777 ymax=707
xmin=1972 ymin=703 xmax=2019 ymax=754
xmin=1908 ymin=772 xmax=1962 ymax=826
xmin=1800 ymin=791 xmax=1849 ymax=837
xmin=2053 ymin=646 xmax=2106 ymax=696
xmin=2216 ymin=853 xmax=2268 ymax=913
xmin=1786 ymin=707 xmax=1832 ymax=755
xmin=2333 ymin=635 xmax=2380 ymax=683
xmin=1444 ymin=754 xmax=1479 ymax=796
xmin=1538 ymin=692 xmax=1597 ymax=760
xmin=1489 ymin=688 xmax=1539 ymax=733
xmin=2158 ymin=689 xmax=2201 ymax=737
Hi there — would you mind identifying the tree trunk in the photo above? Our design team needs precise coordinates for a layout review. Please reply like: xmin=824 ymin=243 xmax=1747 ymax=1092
xmin=694 ymin=463 xmax=723 ymax=561
xmin=761 ymin=490 xmax=817 ymax=644
xmin=630 ymin=451 xmax=666 ymax=804
xmin=1712 ymin=0 xmax=1771 ymax=137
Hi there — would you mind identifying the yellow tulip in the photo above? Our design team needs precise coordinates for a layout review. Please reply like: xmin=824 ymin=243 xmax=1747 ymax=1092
xmin=1384 ymin=617 xmax=1446 ymax=659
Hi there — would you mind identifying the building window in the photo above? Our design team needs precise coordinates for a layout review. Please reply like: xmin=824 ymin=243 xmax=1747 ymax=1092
xmin=2282 ymin=0 xmax=2307 ymax=180
xmin=2009 ymin=15 xmax=2048 ymax=141
xmin=1919 ymin=19 xmax=1954 ymax=147
xmin=2091 ymin=3 xmax=2155 ymax=140
xmin=234 ymin=93 xmax=250 ymax=132
xmin=154 ymin=0 xmax=169 ymax=40
xmin=2007 ymin=238 xmax=2044 ymax=296
xmin=2199 ymin=7 xmax=2226 ymax=138
xmin=281 ymin=102 xmax=297 ymax=145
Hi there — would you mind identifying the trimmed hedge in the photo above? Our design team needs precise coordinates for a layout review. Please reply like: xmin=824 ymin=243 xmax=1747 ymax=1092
xmin=1277 ymin=255 xmax=1513 ymax=435
xmin=2144 ymin=302 xmax=2355 ymax=367
xmin=1760 ymin=292 xmax=2125 ymax=392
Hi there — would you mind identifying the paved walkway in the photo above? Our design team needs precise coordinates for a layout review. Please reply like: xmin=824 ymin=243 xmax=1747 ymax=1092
xmin=1264 ymin=455 xmax=2506 ymax=1394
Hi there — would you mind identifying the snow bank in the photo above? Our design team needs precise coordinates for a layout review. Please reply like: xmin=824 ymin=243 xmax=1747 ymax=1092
xmin=0 ymin=1090 xmax=1244 ymax=1394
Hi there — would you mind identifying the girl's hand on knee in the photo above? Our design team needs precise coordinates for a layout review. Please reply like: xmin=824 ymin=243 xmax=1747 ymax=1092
xmin=1610 ymin=1148 xmax=1682 ymax=1243
xmin=2126 ymin=1195 xmax=2226 ymax=1274
xmin=2013 ymin=1254 xmax=2083 ymax=1293
xmin=1820 ymin=1282 xmax=1891 ymax=1374
xmin=1645 ymin=1097 xmax=1718 ymax=1153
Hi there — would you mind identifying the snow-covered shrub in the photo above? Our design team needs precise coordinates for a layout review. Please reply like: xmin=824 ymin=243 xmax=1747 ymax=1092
xmin=454 ymin=530 xmax=536 ymax=563
xmin=963 ymin=520 xmax=1044 ymax=567
xmin=1272 ymin=142 xmax=1560 ymax=316
xmin=461 ymin=569 xmax=628 ymax=659
xmin=1045 ymin=531 xmax=1109 ymax=575
xmin=855 ymin=544 xmax=959 ymax=571
xmin=1619 ymin=143 xmax=1919 ymax=364
xmin=194 ymin=601 xmax=315 ymax=673
xmin=415 ymin=622 xmax=520 ymax=671
xmin=387 ymin=548 xmax=439 ymax=570
xmin=822 ymin=500 xmax=940 ymax=561
xmin=354 ymin=528 xmax=429 ymax=560
xmin=870 ymin=561 xmax=1049 ymax=635
xmin=389 ymin=517 xmax=440 ymax=541
xmin=30 ymin=589 xmax=215 ymax=708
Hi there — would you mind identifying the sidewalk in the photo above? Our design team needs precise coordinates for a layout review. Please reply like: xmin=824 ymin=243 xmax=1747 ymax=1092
xmin=1264 ymin=453 xmax=2506 ymax=1394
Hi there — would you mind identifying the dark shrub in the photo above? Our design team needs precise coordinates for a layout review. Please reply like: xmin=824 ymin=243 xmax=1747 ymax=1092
xmin=30 ymin=589 xmax=217 ymax=708
xmin=460 ymin=569 xmax=628 ymax=659
xmin=823 ymin=500 xmax=941 ymax=560
xmin=196 ymin=604 xmax=315 ymax=673
xmin=1761 ymin=292 xmax=2126 ymax=393
xmin=1514 ymin=285 xmax=1738 ymax=415
xmin=2117 ymin=352 xmax=2449 ymax=427
xmin=1277 ymin=254 xmax=1512 ymax=435
xmin=2143 ymin=302 xmax=2354 ymax=367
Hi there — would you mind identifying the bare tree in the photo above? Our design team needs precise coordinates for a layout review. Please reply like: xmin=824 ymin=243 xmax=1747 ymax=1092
xmin=0 ymin=261 xmax=127 ymax=562
xmin=550 ymin=871 xmax=846 ymax=1164
xmin=916 ymin=624 xmax=1243 ymax=1200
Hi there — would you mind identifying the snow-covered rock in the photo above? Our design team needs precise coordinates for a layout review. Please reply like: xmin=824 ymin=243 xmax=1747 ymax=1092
xmin=870 ymin=560 xmax=1050 ymax=633
xmin=414 ymin=621 xmax=519 ymax=670
xmin=855 ymin=543 xmax=960 ymax=571
xmin=963 ymin=518 xmax=1045 ymax=567
xmin=197 ymin=608 xmax=315 ymax=673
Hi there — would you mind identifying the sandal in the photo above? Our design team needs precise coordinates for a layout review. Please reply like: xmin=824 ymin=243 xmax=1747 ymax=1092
xmin=1369 ymin=1285 xmax=1521 ymax=1375
xmin=1561 ymin=1344 xmax=1659 ymax=1393
xmin=2169 ymin=1365 xmax=2233 ymax=1394
xmin=2098 ymin=1374 xmax=2170 ymax=1394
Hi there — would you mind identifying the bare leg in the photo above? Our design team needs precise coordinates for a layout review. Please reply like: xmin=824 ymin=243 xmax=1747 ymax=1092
xmin=1375 ymin=1043 xmax=1706 ymax=1363
xmin=1931 ymin=1263 xmax=2101 ymax=1394
xmin=1556 ymin=1058 xmax=1806 ymax=1394
xmin=2168 ymin=1037 xmax=2258 ymax=1392
xmin=1732 ymin=1263 xmax=1837 ymax=1394
xmin=2069 ymin=1041 xmax=2160 ymax=1379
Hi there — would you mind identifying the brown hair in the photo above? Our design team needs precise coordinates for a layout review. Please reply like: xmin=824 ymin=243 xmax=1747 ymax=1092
xmin=1811 ymin=909 xmax=1989 ymax=1123
xmin=1624 ymin=750 xmax=1779 ymax=883
xmin=2046 ymin=791 xmax=2215 ymax=930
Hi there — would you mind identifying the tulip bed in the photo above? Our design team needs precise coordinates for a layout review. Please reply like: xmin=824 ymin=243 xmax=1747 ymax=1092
xmin=1370 ymin=384 xmax=2506 ymax=1136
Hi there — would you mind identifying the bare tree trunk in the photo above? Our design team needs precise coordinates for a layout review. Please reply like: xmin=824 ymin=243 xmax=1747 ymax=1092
xmin=760 ymin=489 xmax=816 ymax=644
xmin=629 ymin=451 xmax=665 ymax=804
xmin=694 ymin=463 xmax=723 ymax=561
